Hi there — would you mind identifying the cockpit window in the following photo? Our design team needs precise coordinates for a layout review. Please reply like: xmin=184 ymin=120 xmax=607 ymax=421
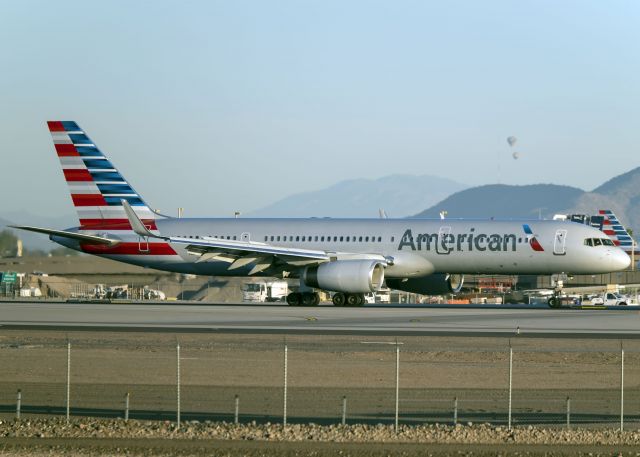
xmin=593 ymin=238 xmax=602 ymax=246
xmin=584 ymin=238 xmax=593 ymax=247
xmin=602 ymin=238 xmax=614 ymax=246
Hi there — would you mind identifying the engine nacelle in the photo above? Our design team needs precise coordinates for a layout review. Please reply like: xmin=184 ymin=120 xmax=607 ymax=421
xmin=386 ymin=274 xmax=464 ymax=295
xmin=303 ymin=260 xmax=385 ymax=293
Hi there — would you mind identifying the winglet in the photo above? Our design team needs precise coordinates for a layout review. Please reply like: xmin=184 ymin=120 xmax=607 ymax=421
xmin=122 ymin=199 xmax=158 ymax=238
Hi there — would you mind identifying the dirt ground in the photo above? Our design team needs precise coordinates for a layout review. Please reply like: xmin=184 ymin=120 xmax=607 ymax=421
xmin=1 ymin=438 xmax=639 ymax=457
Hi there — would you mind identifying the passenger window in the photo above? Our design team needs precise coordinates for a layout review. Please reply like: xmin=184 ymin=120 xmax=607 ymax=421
xmin=302 ymin=236 xmax=306 ymax=242
xmin=264 ymin=236 xmax=268 ymax=241
xmin=391 ymin=236 xmax=395 ymax=242
xmin=378 ymin=236 xmax=382 ymax=242
xmin=333 ymin=236 xmax=337 ymax=242
xmin=359 ymin=236 xmax=363 ymax=242
xmin=365 ymin=236 xmax=369 ymax=242
xmin=346 ymin=236 xmax=350 ymax=242
xmin=315 ymin=236 xmax=318 ymax=241
xmin=277 ymin=236 xmax=281 ymax=241
xmin=340 ymin=236 xmax=344 ymax=242
xmin=296 ymin=236 xmax=300 ymax=242
xmin=321 ymin=236 xmax=325 ymax=242
xmin=233 ymin=236 xmax=237 ymax=240
xmin=270 ymin=236 xmax=274 ymax=241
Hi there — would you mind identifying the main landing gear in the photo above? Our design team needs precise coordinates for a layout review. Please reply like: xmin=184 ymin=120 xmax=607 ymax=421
xmin=332 ymin=292 xmax=365 ymax=307
xmin=286 ymin=292 xmax=320 ymax=306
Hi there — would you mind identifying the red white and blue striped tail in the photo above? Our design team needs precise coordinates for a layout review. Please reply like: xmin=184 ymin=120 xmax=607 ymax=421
xmin=599 ymin=210 xmax=634 ymax=248
xmin=47 ymin=121 xmax=160 ymax=231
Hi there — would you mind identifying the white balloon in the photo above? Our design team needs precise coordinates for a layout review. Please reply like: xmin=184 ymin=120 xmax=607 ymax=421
xmin=512 ymin=151 xmax=520 ymax=160
xmin=507 ymin=136 xmax=517 ymax=147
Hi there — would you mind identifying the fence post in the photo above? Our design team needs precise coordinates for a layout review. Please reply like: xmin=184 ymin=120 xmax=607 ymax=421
xmin=234 ymin=395 xmax=239 ymax=424
xmin=566 ymin=396 xmax=570 ymax=430
xmin=394 ymin=343 xmax=400 ymax=433
xmin=66 ymin=340 xmax=71 ymax=423
xmin=16 ymin=389 xmax=21 ymax=420
xmin=508 ymin=343 xmax=513 ymax=430
xmin=620 ymin=345 xmax=624 ymax=432
xmin=177 ymin=342 xmax=181 ymax=427
xmin=125 ymin=392 xmax=130 ymax=422
xmin=283 ymin=344 xmax=288 ymax=427
xmin=453 ymin=397 xmax=458 ymax=426
xmin=342 ymin=396 xmax=347 ymax=425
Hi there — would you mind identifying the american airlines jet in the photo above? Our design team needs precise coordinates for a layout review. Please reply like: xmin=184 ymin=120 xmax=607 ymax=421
xmin=13 ymin=121 xmax=631 ymax=307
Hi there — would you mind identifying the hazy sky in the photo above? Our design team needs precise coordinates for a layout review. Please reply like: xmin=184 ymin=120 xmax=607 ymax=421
xmin=1 ymin=1 xmax=638 ymax=219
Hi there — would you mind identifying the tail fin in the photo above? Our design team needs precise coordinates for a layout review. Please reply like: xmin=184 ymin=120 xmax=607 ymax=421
xmin=47 ymin=121 xmax=160 ymax=230
xmin=598 ymin=210 xmax=634 ymax=248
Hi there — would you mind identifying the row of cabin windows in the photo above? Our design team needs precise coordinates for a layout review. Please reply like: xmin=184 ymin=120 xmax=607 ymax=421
xmin=584 ymin=237 xmax=615 ymax=247
xmin=263 ymin=235 xmax=390 ymax=243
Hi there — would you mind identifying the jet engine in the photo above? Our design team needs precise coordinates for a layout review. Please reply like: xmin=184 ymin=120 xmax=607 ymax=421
xmin=386 ymin=273 xmax=464 ymax=295
xmin=303 ymin=259 xmax=385 ymax=293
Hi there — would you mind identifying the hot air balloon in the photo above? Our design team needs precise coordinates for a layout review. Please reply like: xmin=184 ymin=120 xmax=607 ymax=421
xmin=512 ymin=151 xmax=520 ymax=160
xmin=507 ymin=136 xmax=517 ymax=147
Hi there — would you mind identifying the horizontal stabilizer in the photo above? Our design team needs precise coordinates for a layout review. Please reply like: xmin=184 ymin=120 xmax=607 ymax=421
xmin=9 ymin=225 xmax=120 ymax=246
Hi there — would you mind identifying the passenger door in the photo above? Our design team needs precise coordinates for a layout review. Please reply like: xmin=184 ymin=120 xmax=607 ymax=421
xmin=553 ymin=229 xmax=567 ymax=255
xmin=437 ymin=226 xmax=452 ymax=255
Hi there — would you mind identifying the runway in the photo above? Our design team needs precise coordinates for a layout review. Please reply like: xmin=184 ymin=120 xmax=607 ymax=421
xmin=1 ymin=301 xmax=640 ymax=337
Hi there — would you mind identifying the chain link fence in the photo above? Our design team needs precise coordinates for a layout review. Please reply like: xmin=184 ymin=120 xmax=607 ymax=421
xmin=0 ymin=332 xmax=637 ymax=429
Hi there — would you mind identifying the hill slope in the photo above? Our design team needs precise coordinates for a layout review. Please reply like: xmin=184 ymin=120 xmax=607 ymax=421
xmin=412 ymin=184 xmax=585 ymax=220
xmin=248 ymin=175 xmax=467 ymax=218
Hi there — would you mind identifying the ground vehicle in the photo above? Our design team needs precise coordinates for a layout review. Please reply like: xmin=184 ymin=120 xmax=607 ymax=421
xmin=589 ymin=292 xmax=628 ymax=306
xmin=242 ymin=281 xmax=288 ymax=302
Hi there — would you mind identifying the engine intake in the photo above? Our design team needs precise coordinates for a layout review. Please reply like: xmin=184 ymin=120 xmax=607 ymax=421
xmin=303 ymin=260 xmax=385 ymax=293
xmin=386 ymin=273 xmax=464 ymax=295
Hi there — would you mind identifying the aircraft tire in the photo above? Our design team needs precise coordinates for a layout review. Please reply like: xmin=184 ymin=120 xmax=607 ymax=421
xmin=346 ymin=293 xmax=359 ymax=307
xmin=332 ymin=292 xmax=346 ymax=307
xmin=356 ymin=293 xmax=365 ymax=306
xmin=312 ymin=292 xmax=321 ymax=306
xmin=301 ymin=292 xmax=317 ymax=307
xmin=547 ymin=297 xmax=561 ymax=308
xmin=287 ymin=293 xmax=301 ymax=306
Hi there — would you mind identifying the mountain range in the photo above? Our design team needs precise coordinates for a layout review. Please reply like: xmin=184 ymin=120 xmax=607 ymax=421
xmin=413 ymin=166 xmax=640 ymax=233
xmin=247 ymin=174 xmax=467 ymax=218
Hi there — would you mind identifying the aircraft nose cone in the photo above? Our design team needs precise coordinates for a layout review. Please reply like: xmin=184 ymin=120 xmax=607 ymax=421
xmin=611 ymin=249 xmax=631 ymax=271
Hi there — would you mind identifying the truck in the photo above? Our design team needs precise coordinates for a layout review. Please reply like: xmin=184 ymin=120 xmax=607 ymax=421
xmin=242 ymin=281 xmax=289 ymax=303
xmin=588 ymin=292 xmax=629 ymax=306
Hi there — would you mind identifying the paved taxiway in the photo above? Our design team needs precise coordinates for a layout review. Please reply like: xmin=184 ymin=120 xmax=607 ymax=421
xmin=1 ymin=301 xmax=640 ymax=337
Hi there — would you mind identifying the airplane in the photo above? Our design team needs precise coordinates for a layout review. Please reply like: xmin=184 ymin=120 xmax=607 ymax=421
xmin=12 ymin=121 xmax=632 ymax=307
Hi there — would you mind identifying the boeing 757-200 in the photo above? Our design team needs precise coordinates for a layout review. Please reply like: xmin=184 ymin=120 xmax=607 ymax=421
xmin=13 ymin=121 xmax=631 ymax=306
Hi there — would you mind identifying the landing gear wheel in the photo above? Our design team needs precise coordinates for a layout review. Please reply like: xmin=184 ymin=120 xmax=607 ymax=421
xmin=301 ymin=292 xmax=318 ymax=307
xmin=355 ymin=293 xmax=365 ymax=306
xmin=346 ymin=293 xmax=361 ymax=307
xmin=287 ymin=293 xmax=301 ymax=306
xmin=332 ymin=292 xmax=346 ymax=307
xmin=547 ymin=296 xmax=561 ymax=308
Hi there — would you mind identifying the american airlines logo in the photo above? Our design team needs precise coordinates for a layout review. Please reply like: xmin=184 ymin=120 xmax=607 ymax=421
xmin=397 ymin=225 xmax=544 ymax=254
xmin=522 ymin=224 xmax=544 ymax=252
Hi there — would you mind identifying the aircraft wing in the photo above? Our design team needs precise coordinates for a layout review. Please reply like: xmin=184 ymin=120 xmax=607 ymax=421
xmin=121 ymin=200 xmax=330 ymax=273
xmin=9 ymin=225 xmax=120 ymax=246
xmin=170 ymin=236 xmax=331 ymax=261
